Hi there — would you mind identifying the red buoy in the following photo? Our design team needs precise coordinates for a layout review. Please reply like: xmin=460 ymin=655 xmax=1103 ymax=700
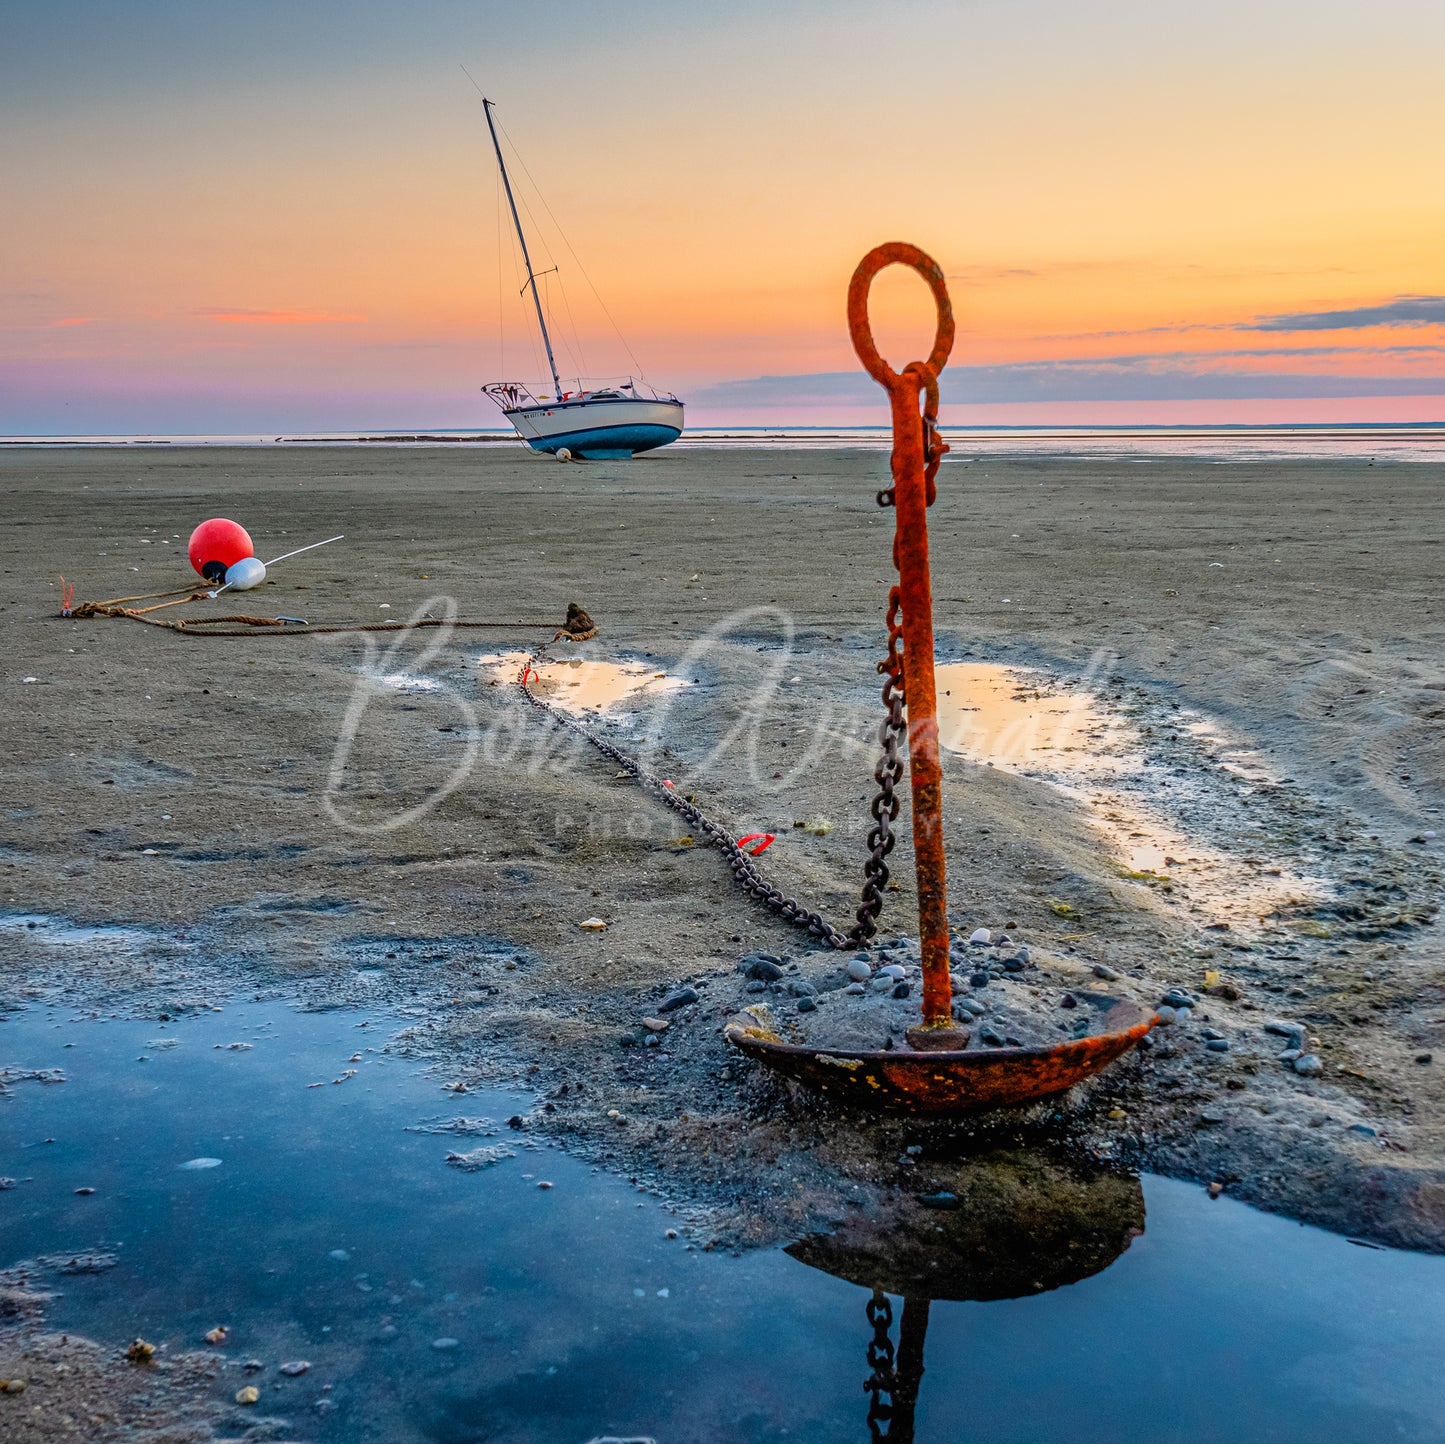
xmin=188 ymin=518 xmax=253 ymax=583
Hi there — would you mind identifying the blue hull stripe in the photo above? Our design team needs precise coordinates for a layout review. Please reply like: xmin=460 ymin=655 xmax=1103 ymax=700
xmin=524 ymin=423 xmax=681 ymax=457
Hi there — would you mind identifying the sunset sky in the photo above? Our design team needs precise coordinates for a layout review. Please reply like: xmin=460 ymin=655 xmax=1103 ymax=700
xmin=4 ymin=0 xmax=1444 ymax=432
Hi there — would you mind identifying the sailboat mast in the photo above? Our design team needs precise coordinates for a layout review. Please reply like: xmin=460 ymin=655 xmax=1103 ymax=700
xmin=483 ymin=99 xmax=563 ymax=397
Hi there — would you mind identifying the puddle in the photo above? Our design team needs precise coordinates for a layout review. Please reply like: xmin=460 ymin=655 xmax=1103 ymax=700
xmin=479 ymin=650 xmax=690 ymax=716
xmin=936 ymin=664 xmax=1133 ymax=777
xmin=934 ymin=664 xmax=1326 ymax=928
xmin=4 ymin=1002 xmax=1445 ymax=1442
xmin=376 ymin=672 xmax=446 ymax=694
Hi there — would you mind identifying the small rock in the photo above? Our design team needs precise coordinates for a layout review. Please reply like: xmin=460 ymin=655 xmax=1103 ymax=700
xmin=1060 ymin=993 xmax=1078 ymax=1010
xmin=643 ymin=1033 xmax=660 ymax=1047
xmin=955 ymin=997 xmax=986 ymax=1017
xmin=1155 ymin=1006 xmax=1178 ymax=1026
xmin=746 ymin=959 xmax=783 ymax=982
xmin=1205 ymin=1038 xmax=1230 ymax=1052
xmin=969 ymin=928 xmax=992 ymax=945
xmin=1293 ymin=1053 xmax=1324 ymax=1078
xmin=657 ymin=987 xmax=699 ymax=1013
xmin=74 ymin=1186 xmax=95 ymax=1195
xmin=1280 ymin=1048 xmax=1302 ymax=1064
xmin=918 ymin=1191 xmax=960 ymax=1210
xmin=1207 ymin=1181 xmax=1224 ymax=1198
xmin=578 ymin=917 xmax=607 ymax=931
xmin=846 ymin=959 xmax=872 ymax=982
xmin=744 ymin=980 xmax=767 ymax=994
xmin=236 ymin=1386 xmax=260 ymax=1405
xmin=891 ymin=981 xmax=911 ymax=1000
xmin=642 ymin=1016 xmax=670 ymax=1032
xmin=1161 ymin=988 xmax=1196 ymax=1010
xmin=432 ymin=1337 xmax=460 ymax=1350
xmin=1010 ymin=947 xmax=1030 ymax=965
xmin=329 ymin=1249 xmax=350 ymax=1261
xmin=845 ymin=982 xmax=866 ymax=995
xmin=1415 ymin=1053 xmax=1432 ymax=1065
xmin=872 ymin=976 xmax=895 ymax=993
xmin=1202 ymin=1028 xmax=1225 ymax=1041
xmin=205 ymin=1326 xmax=229 ymax=1345
xmin=877 ymin=963 xmax=907 ymax=981
xmin=970 ymin=972 xmax=990 ymax=989
xmin=537 ymin=1180 xmax=553 ymax=1189
xmin=242 ymin=1359 xmax=264 ymax=1372
xmin=1265 ymin=1019 xmax=1307 ymax=1048
xmin=1001 ymin=956 xmax=1026 ymax=973
xmin=279 ymin=1361 xmax=311 ymax=1377
xmin=1092 ymin=964 xmax=1120 ymax=981
xmin=126 ymin=1339 xmax=156 ymax=1366
xmin=797 ymin=996 xmax=817 ymax=1013
xmin=979 ymin=1025 xmax=1005 ymax=1047
xmin=1348 ymin=1123 xmax=1379 ymax=1138
xmin=1197 ymin=1108 xmax=1227 ymax=1126
xmin=995 ymin=934 xmax=1014 ymax=947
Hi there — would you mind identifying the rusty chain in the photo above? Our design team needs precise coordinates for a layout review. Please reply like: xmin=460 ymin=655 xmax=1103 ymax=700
xmin=514 ymin=342 xmax=947 ymax=952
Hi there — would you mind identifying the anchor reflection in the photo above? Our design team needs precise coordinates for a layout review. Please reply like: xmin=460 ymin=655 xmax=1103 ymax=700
xmin=785 ymin=1149 xmax=1146 ymax=1442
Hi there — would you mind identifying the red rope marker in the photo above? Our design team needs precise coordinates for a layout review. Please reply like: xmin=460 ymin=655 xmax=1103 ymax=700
xmin=738 ymin=833 xmax=776 ymax=857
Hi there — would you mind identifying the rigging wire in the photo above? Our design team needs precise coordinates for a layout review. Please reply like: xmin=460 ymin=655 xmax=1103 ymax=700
xmin=492 ymin=112 xmax=650 ymax=384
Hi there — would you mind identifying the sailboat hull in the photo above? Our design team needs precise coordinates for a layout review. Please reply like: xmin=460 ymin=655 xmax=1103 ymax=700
xmin=502 ymin=396 xmax=684 ymax=458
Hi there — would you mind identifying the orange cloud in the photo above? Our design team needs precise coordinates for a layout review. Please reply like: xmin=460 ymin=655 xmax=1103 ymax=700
xmin=49 ymin=317 xmax=91 ymax=328
xmin=201 ymin=309 xmax=366 ymax=325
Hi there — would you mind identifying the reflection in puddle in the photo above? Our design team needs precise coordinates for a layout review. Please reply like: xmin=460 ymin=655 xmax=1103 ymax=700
xmin=936 ymin=664 xmax=1131 ymax=777
xmin=2 ymin=1002 xmax=1443 ymax=1443
xmin=375 ymin=672 xmax=445 ymax=694
xmin=478 ymin=650 xmax=690 ymax=715
xmin=934 ymin=664 xmax=1323 ymax=928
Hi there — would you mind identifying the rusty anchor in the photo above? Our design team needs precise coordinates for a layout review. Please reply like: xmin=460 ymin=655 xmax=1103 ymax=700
xmin=725 ymin=242 xmax=1155 ymax=1112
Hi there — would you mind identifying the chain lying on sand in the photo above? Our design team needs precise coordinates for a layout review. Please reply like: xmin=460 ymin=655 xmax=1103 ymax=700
xmin=517 ymin=609 xmax=909 ymax=952
xmin=60 ymin=574 xmax=911 ymax=949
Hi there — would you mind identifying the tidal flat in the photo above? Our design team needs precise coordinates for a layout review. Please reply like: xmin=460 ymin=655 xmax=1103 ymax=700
xmin=2 ymin=443 xmax=1443 ymax=1439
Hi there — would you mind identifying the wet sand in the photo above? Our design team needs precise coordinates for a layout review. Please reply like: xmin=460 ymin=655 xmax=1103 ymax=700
xmin=2 ymin=442 xmax=1444 ymax=1260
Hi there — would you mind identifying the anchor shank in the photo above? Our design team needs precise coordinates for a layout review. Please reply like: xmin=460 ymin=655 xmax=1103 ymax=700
xmin=889 ymin=375 xmax=951 ymax=1029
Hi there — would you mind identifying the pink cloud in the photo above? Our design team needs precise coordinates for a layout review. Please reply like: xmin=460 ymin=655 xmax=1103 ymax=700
xmin=201 ymin=309 xmax=366 ymax=325
xmin=49 ymin=317 xmax=91 ymax=328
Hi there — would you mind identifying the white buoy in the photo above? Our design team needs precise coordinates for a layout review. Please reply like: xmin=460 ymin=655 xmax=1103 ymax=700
xmin=224 ymin=556 xmax=268 ymax=590
xmin=555 ymin=447 xmax=573 ymax=462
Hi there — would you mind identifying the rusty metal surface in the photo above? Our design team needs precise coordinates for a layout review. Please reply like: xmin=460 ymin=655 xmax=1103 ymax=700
xmin=846 ymin=242 xmax=956 ymax=1030
xmin=724 ymin=998 xmax=1156 ymax=1114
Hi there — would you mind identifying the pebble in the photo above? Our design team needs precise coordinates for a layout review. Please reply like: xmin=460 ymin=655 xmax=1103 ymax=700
xmin=1161 ymin=988 xmax=1196 ymax=1010
xmin=329 ymin=1248 xmax=350 ymax=1261
xmin=969 ymin=928 xmax=992 ymax=945
xmin=955 ymin=997 xmax=986 ymax=1017
xmin=1265 ymin=1019 xmax=1307 ymax=1048
xmin=877 ymin=963 xmax=907 ymax=981
xmin=642 ymin=1016 xmax=670 ymax=1033
xmin=1011 ymin=947 xmax=1030 ymax=965
xmin=746 ymin=959 xmax=783 ymax=982
xmin=970 ymin=972 xmax=990 ymax=989
xmin=1093 ymin=964 xmax=1121 ymax=981
xmin=1348 ymin=1123 xmax=1379 ymax=1137
xmin=1001 ymin=956 xmax=1026 ymax=973
xmin=1280 ymin=1048 xmax=1302 ymax=1063
xmin=643 ymin=1034 xmax=660 ymax=1048
xmin=918 ymin=1191 xmax=960 ymax=1210
xmin=995 ymin=934 xmax=1014 ymax=947
xmin=845 ymin=982 xmax=866 ymax=995
xmin=1205 ymin=1038 xmax=1230 ymax=1052
xmin=279 ymin=1361 xmax=311 ymax=1377
xmin=1417 ymin=1053 xmax=1433 ymax=1065
xmin=1293 ymin=1053 xmax=1324 ymax=1078
xmin=236 ymin=1386 xmax=260 ymax=1406
xmin=797 ymin=996 xmax=817 ymax=1013
xmin=846 ymin=959 xmax=873 ymax=982
xmin=788 ymin=980 xmax=818 ymax=997
xmin=432 ymin=1337 xmax=460 ymax=1350
xmin=537 ymin=1180 xmax=553 ymax=1189
xmin=891 ymin=981 xmax=911 ymax=1000
xmin=1155 ymin=1006 xmax=1178 ymax=1026
xmin=657 ymin=987 xmax=699 ymax=1013
xmin=1202 ymin=1028 xmax=1224 ymax=1041
xmin=979 ymin=1025 xmax=1005 ymax=1047
xmin=744 ymin=980 xmax=767 ymax=994
xmin=1060 ymin=993 xmax=1078 ymax=1010
xmin=872 ymin=977 xmax=896 ymax=994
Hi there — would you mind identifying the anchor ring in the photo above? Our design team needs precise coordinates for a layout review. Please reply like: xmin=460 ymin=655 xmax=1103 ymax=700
xmin=847 ymin=242 xmax=955 ymax=388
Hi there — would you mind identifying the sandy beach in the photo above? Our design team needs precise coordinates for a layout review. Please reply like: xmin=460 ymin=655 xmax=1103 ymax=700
xmin=3 ymin=441 xmax=1444 ymax=1266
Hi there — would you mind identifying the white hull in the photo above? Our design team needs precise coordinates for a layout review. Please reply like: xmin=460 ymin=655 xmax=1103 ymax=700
xmin=501 ymin=395 xmax=685 ymax=457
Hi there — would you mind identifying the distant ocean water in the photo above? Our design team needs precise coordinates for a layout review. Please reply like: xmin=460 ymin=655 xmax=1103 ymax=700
xmin=3 ymin=423 xmax=1444 ymax=462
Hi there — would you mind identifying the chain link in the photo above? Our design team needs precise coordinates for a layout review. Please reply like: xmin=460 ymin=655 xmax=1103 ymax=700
xmin=864 ymin=1288 xmax=898 ymax=1442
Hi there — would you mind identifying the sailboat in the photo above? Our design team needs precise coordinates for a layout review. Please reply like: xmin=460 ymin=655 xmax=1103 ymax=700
xmin=480 ymin=99 xmax=685 ymax=459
